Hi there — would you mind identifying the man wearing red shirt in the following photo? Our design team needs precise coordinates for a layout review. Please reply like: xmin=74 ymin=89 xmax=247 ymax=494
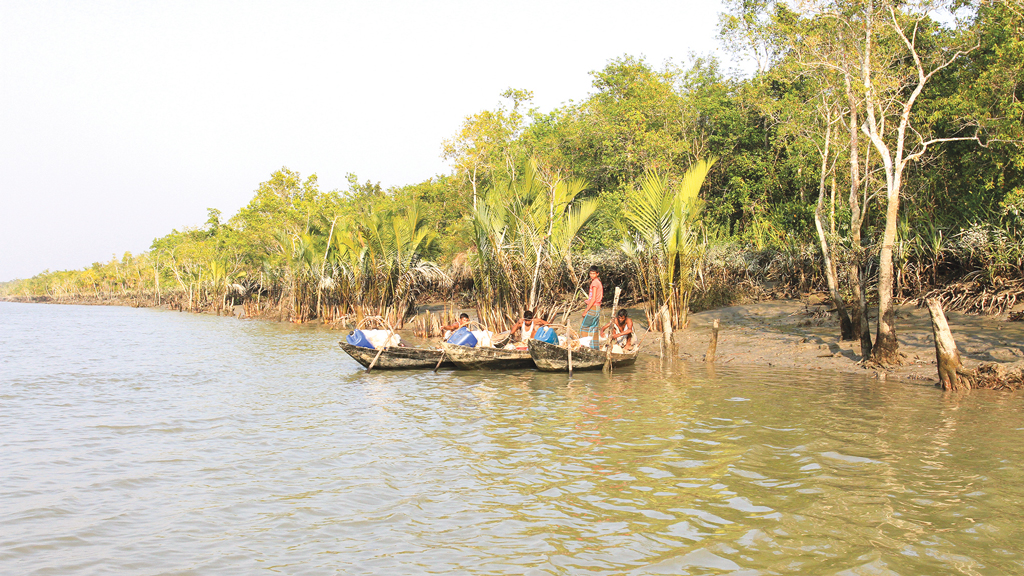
xmin=580 ymin=266 xmax=603 ymax=348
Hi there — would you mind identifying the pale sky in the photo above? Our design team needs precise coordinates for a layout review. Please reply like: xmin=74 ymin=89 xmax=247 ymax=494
xmin=0 ymin=0 xmax=727 ymax=281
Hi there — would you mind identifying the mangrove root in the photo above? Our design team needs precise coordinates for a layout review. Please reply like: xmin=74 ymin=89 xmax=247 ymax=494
xmin=918 ymin=278 xmax=1024 ymax=316
xmin=972 ymin=362 xmax=1024 ymax=391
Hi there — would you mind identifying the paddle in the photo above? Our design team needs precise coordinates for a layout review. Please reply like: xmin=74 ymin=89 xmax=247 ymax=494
xmin=434 ymin=332 xmax=451 ymax=373
xmin=366 ymin=346 xmax=385 ymax=372
xmin=366 ymin=329 xmax=396 ymax=373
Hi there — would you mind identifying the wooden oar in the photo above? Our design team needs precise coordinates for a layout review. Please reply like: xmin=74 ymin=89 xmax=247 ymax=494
xmin=360 ymin=317 xmax=394 ymax=373
xmin=433 ymin=347 xmax=447 ymax=372
xmin=603 ymin=287 xmax=622 ymax=374
xmin=366 ymin=346 xmax=386 ymax=372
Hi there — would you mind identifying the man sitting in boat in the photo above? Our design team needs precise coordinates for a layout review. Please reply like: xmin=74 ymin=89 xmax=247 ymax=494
xmin=442 ymin=313 xmax=471 ymax=340
xmin=508 ymin=310 xmax=549 ymax=350
xmin=600 ymin=309 xmax=634 ymax=351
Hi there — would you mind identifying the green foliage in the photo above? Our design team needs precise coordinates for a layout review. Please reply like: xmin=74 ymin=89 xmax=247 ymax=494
xmin=7 ymin=7 xmax=1023 ymax=316
xmin=466 ymin=158 xmax=597 ymax=326
xmin=619 ymin=159 xmax=717 ymax=326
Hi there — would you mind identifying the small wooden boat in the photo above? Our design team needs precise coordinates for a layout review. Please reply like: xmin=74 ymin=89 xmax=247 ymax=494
xmin=441 ymin=341 xmax=534 ymax=370
xmin=528 ymin=339 xmax=640 ymax=372
xmin=339 ymin=342 xmax=453 ymax=370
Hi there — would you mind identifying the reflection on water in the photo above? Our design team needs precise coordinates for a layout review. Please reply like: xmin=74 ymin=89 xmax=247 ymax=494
xmin=2 ymin=302 xmax=1023 ymax=575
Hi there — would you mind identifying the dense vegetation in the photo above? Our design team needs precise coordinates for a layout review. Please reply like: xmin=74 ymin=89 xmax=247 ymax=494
xmin=3 ymin=1 xmax=1022 ymax=362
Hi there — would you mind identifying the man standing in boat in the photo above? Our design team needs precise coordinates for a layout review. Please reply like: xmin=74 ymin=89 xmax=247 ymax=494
xmin=580 ymin=266 xmax=603 ymax=349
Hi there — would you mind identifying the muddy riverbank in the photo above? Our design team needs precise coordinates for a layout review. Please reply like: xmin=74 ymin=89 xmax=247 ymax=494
xmin=668 ymin=298 xmax=1024 ymax=385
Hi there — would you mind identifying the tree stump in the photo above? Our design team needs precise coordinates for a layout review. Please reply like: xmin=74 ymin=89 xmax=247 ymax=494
xmin=926 ymin=298 xmax=973 ymax=392
xmin=705 ymin=318 xmax=719 ymax=363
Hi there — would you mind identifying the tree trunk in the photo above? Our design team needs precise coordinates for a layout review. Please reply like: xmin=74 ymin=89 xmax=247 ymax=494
xmin=813 ymin=120 xmax=854 ymax=340
xmin=528 ymin=244 xmax=543 ymax=311
xmin=873 ymin=192 xmax=901 ymax=364
xmin=829 ymin=174 xmax=836 ymax=236
xmin=815 ymin=205 xmax=853 ymax=340
xmin=849 ymin=263 xmax=872 ymax=358
xmin=860 ymin=1 xmax=901 ymax=365
xmin=926 ymin=298 xmax=972 ymax=391
xmin=471 ymin=166 xmax=478 ymax=211
xmin=845 ymin=73 xmax=873 ymax=359
xmin=680 ymin=291 xmax=690 ymax=330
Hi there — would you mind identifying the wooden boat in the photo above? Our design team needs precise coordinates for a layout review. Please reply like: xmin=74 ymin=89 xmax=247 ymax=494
xmin=441 ymin=341 xmax=534 ymax=370
xmin=527 ymin=339 xmax=640 ymax=372
xmin=339 ymin=342 xmax=453 ymax=370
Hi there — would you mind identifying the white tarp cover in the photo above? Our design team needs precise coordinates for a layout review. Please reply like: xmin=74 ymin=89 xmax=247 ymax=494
xmin=470 ymin=330 xmax=494 ymax=348
xmin=361 ymin=329 xmax=402 ymax=349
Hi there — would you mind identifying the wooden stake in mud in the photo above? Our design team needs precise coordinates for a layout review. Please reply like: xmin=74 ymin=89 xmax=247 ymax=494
xmin=926 ymin=298 xmax=973 ymax=392
xmin=705 ymin=318 xmax=720 ymax=363
xmin=661 ymin=304 xmax=673 ymax=345
xmin=659 ymin=303 xmax=673 ymax=359
xmin=604 ymin=287 xmax=622 ymax=373
xmin=567 ymin=329 xmax=573 ymax=377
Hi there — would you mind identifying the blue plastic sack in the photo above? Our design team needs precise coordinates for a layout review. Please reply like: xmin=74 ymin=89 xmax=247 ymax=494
xmin=346 ymin=329 xmax=375 ymax=349
xmin=534 ymin=326 xmax=558 ymax=345
xmin=447 ymin=326 xmax=478 ymax=347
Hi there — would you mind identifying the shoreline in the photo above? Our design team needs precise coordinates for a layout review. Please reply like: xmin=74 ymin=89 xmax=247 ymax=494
xmin=673 ymin=298 xmax=1024 ymax=386
xmin=5 ymin=295 xmax=1024 ymax=387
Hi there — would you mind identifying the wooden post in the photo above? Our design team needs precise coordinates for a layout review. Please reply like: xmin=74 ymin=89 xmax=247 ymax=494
xmin=604 ymin=287 xmax=622 ymax=373
xmin=705 ymin=318 xmax=719 ymax=363
xmin=659 ymin=304 xmax=673 ymax=360
xmin=567 ymin=332 xmax=573 ymax=377
xmin=661 ymin=304 xmax=673 ymax=345
xmin=926 ymin=298 xmax=973 ymax=391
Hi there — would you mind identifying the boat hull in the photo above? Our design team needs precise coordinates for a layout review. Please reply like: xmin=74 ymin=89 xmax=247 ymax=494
xmin=527 ymin=339 xmax=639 ymax=372
xmin=339 ymin=342 xmax=452 ymax=370
xmin=441 ymin=342 xmax=535 ymax=370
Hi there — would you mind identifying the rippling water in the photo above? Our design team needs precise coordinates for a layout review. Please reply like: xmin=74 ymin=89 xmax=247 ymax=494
xmin=2 ymin=302 xmax=1023 ymax=575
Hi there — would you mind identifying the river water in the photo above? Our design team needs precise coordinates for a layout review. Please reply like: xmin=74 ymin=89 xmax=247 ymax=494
xmin=2 ymin=302 xmax=1023 ymax=575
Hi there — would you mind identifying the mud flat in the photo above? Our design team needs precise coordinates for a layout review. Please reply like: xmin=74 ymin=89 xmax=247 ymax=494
xmin=669 ymin=298 xmax=1024 ymax=384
